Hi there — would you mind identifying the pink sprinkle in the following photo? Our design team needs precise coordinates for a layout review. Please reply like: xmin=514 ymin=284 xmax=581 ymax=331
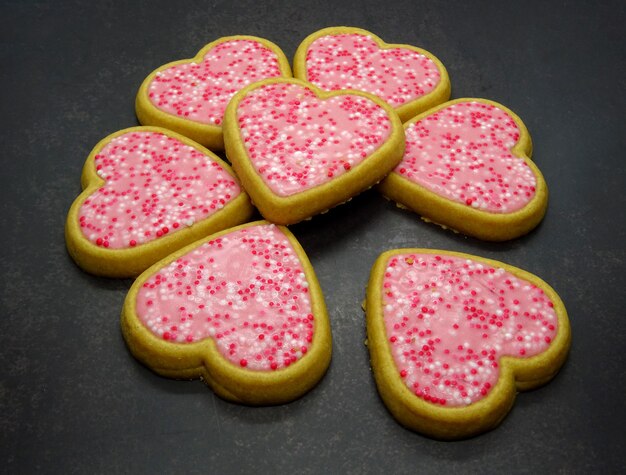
xmin=135 ymin=224 xmax=315 ymax=372
xmin=394 ymin=101 xmax=536 ymax=213
xmin=237 ymin=82 xmax=392 ymax=196
xmin=382 ymin=253 xmax=558 ymax=406
xmin=305 ymin=33 xmax=440 ymax=107
xmin=149 ymin=40 xmax=284 ymax=125
xmin=78 ymin=131 xmax=240 ymax=248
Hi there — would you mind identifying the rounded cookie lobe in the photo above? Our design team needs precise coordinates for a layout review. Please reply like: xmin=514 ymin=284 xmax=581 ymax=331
xmin=223 ymin=77 xmax=405 ymax=224
xmin=136 ymin=36 xmax=292 ymax=150
xmin=65 ymin=127 xmax=254 ymax=277
xmin=378 ymin=99 xmax=548 ymax=241
xmin=293 ymin=26 xmax=451 ymax=122
xmin=365 ymin=249 xmax=571 ymax=439
xmin=121 ymin=221 xmax=332 ymax=405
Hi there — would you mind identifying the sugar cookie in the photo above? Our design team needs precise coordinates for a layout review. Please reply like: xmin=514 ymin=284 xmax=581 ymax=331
xmin=378 ymin=99 xmax=548 ymax=240
xmin=121 ymin=221 xmax=332 ymax=405
xmin=365 ymin=249 xmax=571 ymax=439
xmin=223 ymin=77 xmax=405 ymax=224
xmin=136 ymin=36 xmax=291 ymax=150
xmin=66 ymin=127 xmax=253 ymax=277
xmin=294 ymin=26 xmax=450 ymax=122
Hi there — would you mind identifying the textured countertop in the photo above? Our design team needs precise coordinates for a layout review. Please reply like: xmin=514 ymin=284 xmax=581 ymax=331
xmin=1 ymin=1 xmax=624 ymax=473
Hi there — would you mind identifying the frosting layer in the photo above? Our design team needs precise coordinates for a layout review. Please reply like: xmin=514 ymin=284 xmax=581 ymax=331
xmin=305 ymin=33 xmax=440 ymax=107
xmin=382 ymin=253 xmax=558 ymax=406
xmin=148 ymin=39 xmax=283 ymax=125
xmin=396 ymin=101 xmax=536 ymax=213
xmin=237 ymin=82 xmax=392 ymax=196
xmin=79 ymin=131 xmax=240 ymax=249
xmin=136 ymin=224 xmax=314 ymax=371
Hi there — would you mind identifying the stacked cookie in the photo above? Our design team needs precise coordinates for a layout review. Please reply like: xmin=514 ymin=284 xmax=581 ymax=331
xmin=65 ymin=27 xmax=570 ymax=439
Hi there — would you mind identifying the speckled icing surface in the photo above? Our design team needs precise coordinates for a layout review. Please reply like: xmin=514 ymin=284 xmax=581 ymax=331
xmin=395 ymin=101 xmax=536 ymax=213
xmin=305 ymin=33 xmax=440 ymax=108
xmin=78 ymin=131 xmax=240 ymax=249
xmin=237 ymin=82 xmax=392 ymax=196
xmin=136 ymin=224 xmax=314 ymax=371
xmin=148 ymin=39 xmax=284 ymax=125
xmin=382 ymin=253 xmax=557 ymax=406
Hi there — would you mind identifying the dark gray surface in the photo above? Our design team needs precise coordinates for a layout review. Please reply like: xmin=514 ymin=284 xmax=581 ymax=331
xmin=1 ymin=0 xmax=625 ymax=473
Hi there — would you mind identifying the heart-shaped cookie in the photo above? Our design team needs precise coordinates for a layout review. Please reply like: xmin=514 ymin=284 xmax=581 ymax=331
xmin=223 ymin=78 xmax=405 ymax=224
xmin=121 ymin=221 xmax=332 ymax=405
xmin=136 ymin=36 xmax=292 ymax=150
xmin=378 ymin=99 xmax=548 ymax=240
xmin=294 ymin=27 xmax=451 ymax=122
xmin=366 ymin=249 xmax=570 ymax=439
xmin=65 ymin=127 xmax=254 ymax=277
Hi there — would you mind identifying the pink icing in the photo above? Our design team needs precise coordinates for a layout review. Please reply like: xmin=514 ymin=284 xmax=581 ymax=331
xmin=136 ymin=224 xmax=314 ymax=371
xmin=148 ymin=39 xmax=284 ymax=125
xmin=305 ymin=33 xmax=440 ymax=108
xmin=395 ymin=101 xmax=537 ymax=213
xmin=237 ymin=82 xmax=392 ymax=196
xmin=79 ymin=131 xmax=240 ymax=249
xmin=382 ymin=253 xmax=558 ymax=407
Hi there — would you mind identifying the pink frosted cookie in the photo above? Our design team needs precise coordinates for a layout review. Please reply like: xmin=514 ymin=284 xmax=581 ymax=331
xmin=121 ymin=221 xmax=332 ymax=405
xmin=222 ymin=77 xmax=405 ymax=224
xmin=293 ymin=26 xmax=451 ymax=122
xmin=65 ymin=127 xmax=254 ymax=277
xmin=378 ymin=99 xmax=548 ymax=241
xmin=135 ymin=36 xmax=292 ymax=150
xmin=365 ymin=249 xmax=571 ymax=439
